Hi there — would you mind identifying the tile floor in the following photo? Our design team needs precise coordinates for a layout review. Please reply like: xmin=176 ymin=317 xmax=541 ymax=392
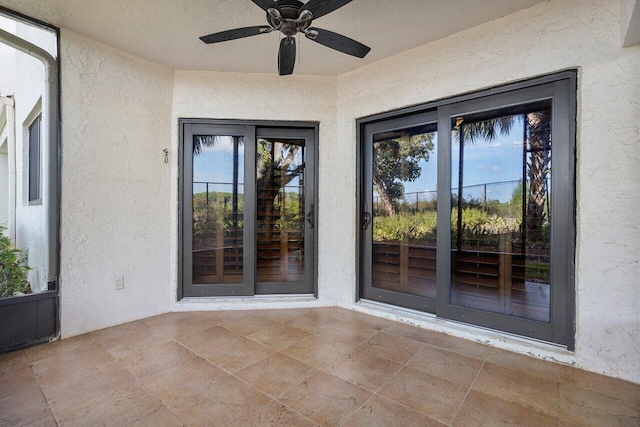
xmin=1 ymin=307 xmax=639 ymax=426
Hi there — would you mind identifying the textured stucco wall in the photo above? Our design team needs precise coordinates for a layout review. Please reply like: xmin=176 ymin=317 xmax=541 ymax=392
xmin=336 ymin=0 xmax=640 ymax=383
xmin=59 ymin=30 xmax=174 ymax=337
xmin=170 ymin=71 xmax=338 ymax=311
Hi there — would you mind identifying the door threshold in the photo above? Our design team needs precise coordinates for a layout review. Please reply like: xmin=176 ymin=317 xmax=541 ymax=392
xmin=179 ymin=294 xmax=316 ymax=304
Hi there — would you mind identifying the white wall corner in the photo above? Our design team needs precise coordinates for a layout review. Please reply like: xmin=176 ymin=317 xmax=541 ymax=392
xmin=622 ymin=0 xmax=640 ymax=46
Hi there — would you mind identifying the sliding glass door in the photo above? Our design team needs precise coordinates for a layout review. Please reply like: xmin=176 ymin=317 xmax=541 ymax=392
xmin=359 ymin=73 xmax=575 ymax=346
xmin=181 ymin=122 xmax=316 ymax=298
xmin=361 ymin=112 xmax=439 ymax=312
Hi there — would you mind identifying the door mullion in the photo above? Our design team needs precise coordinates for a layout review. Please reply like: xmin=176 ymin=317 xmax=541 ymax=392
xmin=436 ymin=105 xmax=452 ymax=316
xmin=244 ymin=126 xmax=257 ymax=296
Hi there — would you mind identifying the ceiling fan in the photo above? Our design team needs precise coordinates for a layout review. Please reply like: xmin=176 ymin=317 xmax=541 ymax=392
xmin=199 ymin=0 xmax=371 ymax=75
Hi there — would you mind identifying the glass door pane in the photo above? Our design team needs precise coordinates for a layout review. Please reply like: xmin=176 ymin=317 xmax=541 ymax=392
xmin=255 ymin=127 xmax=315 ymax=295
xmin=372 ymin=125 xmax=438 ymax=298
xmin=256 ymin=138 xmax=305 ymax=283
xmin=361 ymin=112 xmax=438 ymax=312
xmin=192 ymin=135 xmax=245 ymax=285
xmin=182 ymin=123 xmax=255 ymax=298
xmin=450 ymin=100 xmax=552 ymax=322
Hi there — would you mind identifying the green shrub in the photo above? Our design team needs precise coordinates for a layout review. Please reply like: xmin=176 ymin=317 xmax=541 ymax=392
xmin=0 ymin=226 xmax=31 ymax=298
xmin=373 ymin=211 xmax=438 ymax=242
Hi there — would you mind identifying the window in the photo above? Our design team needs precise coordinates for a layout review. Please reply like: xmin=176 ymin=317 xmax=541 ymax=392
xmin=359 ymin=71 xmax=576 ymax=347
xmin=28 ymin=114 xmax=41 ymax=204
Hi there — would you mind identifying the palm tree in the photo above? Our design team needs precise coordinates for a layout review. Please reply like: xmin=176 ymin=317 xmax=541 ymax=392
xmin=454 ymin=109 xmax=551 ymax=248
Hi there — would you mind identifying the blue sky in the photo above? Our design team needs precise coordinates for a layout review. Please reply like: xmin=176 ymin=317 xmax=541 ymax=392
xmin=402 ymin=119 xmax=525 ymax=202
xmin=192 ymin=126 xmax=527 ymax=202
xmin=193 ymin=137 xmax=305 ymax=193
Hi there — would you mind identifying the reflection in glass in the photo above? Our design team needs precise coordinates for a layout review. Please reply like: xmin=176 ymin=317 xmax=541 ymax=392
xmin=372 ymin=124 xmax=438 ymax=298
xmin=450 ymin=101 xmax=552 ymax=322
xmin=192 ymin=135 xmax=244 ymax=284
xmin=256 ymin=138 xmax=305 ymax=283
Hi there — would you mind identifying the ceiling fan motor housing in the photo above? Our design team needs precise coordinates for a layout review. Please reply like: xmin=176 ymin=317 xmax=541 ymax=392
xmin=275 ymin=0 xmax=305 ymax=18
xmin=267 ymin=0 xmax=311 ymax=36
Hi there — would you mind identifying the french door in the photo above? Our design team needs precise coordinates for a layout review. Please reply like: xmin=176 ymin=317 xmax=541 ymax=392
xmin=359 ymin=73 xmax=575 ymax=346
xmin=180 ymin=121 xmax=316 ymax=297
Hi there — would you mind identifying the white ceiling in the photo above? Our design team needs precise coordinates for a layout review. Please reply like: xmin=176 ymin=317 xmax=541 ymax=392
xmin=0 ymin=0 xmax=545 ymax=76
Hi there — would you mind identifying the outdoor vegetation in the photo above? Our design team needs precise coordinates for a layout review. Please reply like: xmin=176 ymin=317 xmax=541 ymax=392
xmin=192 ymin=136 xmax=304 ymax=250
xmin=372 ymin=108 xmax=552 ymax=253
xmin=0 ymin=225 xmax=31 ymax=298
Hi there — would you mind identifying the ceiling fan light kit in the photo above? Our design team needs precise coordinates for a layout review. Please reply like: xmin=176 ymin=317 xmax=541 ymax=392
xmin=200 ymin=0 xmax=371 ymax=76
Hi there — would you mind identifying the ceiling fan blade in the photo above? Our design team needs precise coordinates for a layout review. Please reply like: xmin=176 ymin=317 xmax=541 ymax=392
xmin=250 ymin=0 xmax=282 ymax=13
xmin=300 ymin=0 xmax=353 ymax=20
xmin=306 ymin=28 xmax=370 ymax=58
xmin=200 ymin=26 xmax=272 ymax=44
xmin=278 ymin=37 xmax=296 ymax=75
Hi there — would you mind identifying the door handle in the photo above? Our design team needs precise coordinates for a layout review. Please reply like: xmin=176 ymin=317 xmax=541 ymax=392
xmin=362 ymin=207 xmax=372 ymax=230
xmin=306 ymin=204 xmax=314 ymax=229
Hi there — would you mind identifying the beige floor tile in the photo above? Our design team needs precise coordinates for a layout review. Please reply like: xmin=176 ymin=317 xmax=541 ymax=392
xmin=486 ymin=347 xmax=562 ymax=381
xmin=280 ymin=371 xmax=372 ymax=426
xmin=378 ymin=366 xmax=468 ymax=425
xmin=143 ymin=312 xmax=193 ymax=328
xmin=257 ymin=308 xmax=309 ymax=323
xmin=247 ymin=323 xmax=311 ymax=350
xmin=315 ymin=320 xmax=379 ymax=346
xmin=381 ymin=322 xmax=440 ymax=344
xmin=11 ymin=308 xmax=638 ymax=427
xmin=202 ymin=337 xmax=275 ymax=373
xmin=428 ymin=334 xmax=493 ymax=360
xmin=99 ymin=329 xmax=174 ymax=359
xmin=0 ymin=350 xmax=27 ymax=373
xmin=559 ymin=382 xmax=640 ymax=426
xmin=32 ymin=346 xmax=114 ymax=386
xmin=41 ymin=360 xmax=135 ymax=413
xmin=234 ymin=401 xmax=317 ymax=427
xmin=194 ymin=309 xmax=257 ymax=324
xmin=55 ymin=383 xmax=164 ymax=427
xmin=146 ymin=315 xmax=216 ymax=340
xmin=128 ymin=405 xmax=185 ymax=427
xmin=120 ymin=341 xmax=198 ymax=379
xmin=141 ymin=356 xmax=228 ymax=405
xmin=284 ymin=311 xmax=345 ymax=334
xmin=453 ymin=389 xmax=557 ymax=426
xmin=0 ymin=384 xmax=52 ymax=427
xmin=236 ymin=353 xmax=319 ymax=398
xmin=0 ymin=362 xmax=38 ymax=399
xmin=472 ymin=362 xmax=559 ymax=417
xmin=176 ymin=325 xmax=240 ymax=356
xmin=90 ymin=319 xmax=153 ymax=342
xmin=356 ymin=331 xmax=424 ymax=365
xmin=24 ymin=335 xmax=97 ymax=363
xmin=344 ymin=395 xmax=446 ymax=427
xmin=23 ymin=415 xmax=58 ymax=426
xmin=282 ymin=334 xmax=354 ymax=371
xmin=218 ymin=315 xmax=279 ymax=336
xmin=339 ymin=311 xmax=392 ymax=330
xmin=561 ymin=365 xmax=640 ymax=403
xmin=326 ymin=348 xmax=403 ymax=392
xmin=168 ymin=375 xmax=272 ymax=426
xmin=407 ymin=345 xmax=483 ymax=388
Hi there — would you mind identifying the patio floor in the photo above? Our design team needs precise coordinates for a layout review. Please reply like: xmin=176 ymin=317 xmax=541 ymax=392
xmin=1 ymin=307 xmax=638 ymax=426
